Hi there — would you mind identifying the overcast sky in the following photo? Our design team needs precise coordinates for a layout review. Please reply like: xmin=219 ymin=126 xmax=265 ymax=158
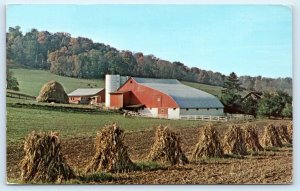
xmin=6 ymin=4 xmax=292 ymax=78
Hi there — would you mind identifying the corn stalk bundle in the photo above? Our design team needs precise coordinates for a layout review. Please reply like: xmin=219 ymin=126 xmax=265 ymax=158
xmin=262 ymin=123 xmax=283 ymax=148
xmin=223 ymin=125 xmax=247 ymax=155
xmin=85 ymin=124 xmax=134 ymax=173
xmin=20 ymin=131 xmax=75 ymax=183
xmin=148 ymin=125 xmax=188 ymax=165
xmin=192 ymin=124 xmax=224 ymax=159
xmin=287 ymin=121 xmax=293 ymax=144
xmin=277 ymin=123 xmax=292 ymax=144
xmin=243 ymin=124 xmax=264 ymax=152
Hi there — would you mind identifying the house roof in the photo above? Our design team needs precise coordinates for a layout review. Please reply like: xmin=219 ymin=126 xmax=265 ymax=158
xmin=68 ymin=88 xmax=104 ymax=96
xmin=132 ymin=77 xmax=224 ymax=108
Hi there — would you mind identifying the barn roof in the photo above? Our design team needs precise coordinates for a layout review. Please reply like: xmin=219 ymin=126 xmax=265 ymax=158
xmin=68 ymin=88 xmax=104 ymax=96
xmin=132 ymin=77 xmax=224 ymax=109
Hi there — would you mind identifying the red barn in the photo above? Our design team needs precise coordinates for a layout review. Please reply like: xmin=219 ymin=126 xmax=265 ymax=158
xmin=68 ymin=88 xmax=105 ymax=104
xmin=108 ymin=76 xmax=224 ymax=119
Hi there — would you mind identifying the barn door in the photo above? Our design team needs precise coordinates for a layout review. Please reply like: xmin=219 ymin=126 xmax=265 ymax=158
xmin=158 ymin=107 xmax=168 ymax=118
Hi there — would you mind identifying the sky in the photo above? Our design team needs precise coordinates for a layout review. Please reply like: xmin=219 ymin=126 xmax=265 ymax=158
xmin=6 ymin=4 xmax=292 ymax=78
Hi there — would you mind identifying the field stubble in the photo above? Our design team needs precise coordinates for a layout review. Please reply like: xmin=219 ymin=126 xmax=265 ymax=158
xmin=7 ymin=121 xmax=292 ymax=184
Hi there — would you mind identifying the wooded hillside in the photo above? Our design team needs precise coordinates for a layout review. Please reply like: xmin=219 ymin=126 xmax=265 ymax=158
xmin=6 ymin=26 xmax=292 ymax=95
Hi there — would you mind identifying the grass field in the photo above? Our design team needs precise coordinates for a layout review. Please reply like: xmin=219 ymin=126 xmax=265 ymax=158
xmin=11 ymin=68 xmax=224 ymax=97
xmin=181 ymin=81 xmax=224 ymax=97
xmin=11 ymin=69 xmax=105 ymax=97
xmin=6 ymin=97 xmax=205 ymax=145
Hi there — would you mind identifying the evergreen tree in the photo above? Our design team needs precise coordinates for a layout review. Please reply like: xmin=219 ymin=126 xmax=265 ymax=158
xmin=221 ymin=72 xmax=243 ymax=113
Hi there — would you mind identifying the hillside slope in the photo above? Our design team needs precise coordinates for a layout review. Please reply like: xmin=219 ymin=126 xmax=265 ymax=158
xmin=10 ymin=69 xmax=223 ymax=97
xmin=11 ymin=69 xmax=104 ymax=97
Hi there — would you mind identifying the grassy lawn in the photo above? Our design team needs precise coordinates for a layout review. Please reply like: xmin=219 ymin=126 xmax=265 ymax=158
xmin=11 ymin=69 xmax=105 ymax=97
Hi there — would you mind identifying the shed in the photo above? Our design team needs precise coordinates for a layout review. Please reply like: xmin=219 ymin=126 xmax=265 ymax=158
xmin=68 ymin=88 xmax=105 ymax=104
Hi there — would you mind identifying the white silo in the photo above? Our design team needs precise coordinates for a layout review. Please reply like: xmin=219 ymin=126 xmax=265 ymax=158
xmin=105 ymin=74 xmax=121 ymax=107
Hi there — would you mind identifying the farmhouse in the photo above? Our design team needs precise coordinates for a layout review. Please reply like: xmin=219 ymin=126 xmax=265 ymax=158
xmin=68 ymin=88 xmax=105 ymax=104
xmin=105 ymin=75 xmax=224 ymax=119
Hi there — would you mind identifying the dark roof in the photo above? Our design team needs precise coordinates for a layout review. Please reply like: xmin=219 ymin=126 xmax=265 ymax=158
xmin=132 ymin=77 xmax=224 ymax=109
xmin=241 ymin=92 xmax=262 ymax=102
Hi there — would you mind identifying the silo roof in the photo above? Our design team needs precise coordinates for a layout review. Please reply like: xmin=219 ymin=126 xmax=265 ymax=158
xmin=132 ymin=77 xmax=224 ymax=109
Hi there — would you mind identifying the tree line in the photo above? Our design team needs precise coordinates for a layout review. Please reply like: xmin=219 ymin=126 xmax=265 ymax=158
xmin=6 ymin=26 xmax=292 ymax=95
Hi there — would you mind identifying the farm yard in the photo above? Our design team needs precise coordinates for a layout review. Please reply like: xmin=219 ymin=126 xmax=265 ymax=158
xmin=6 ymin=97 xmax=292 ymax=184
xmin=6 ymin=69 xmax=292 ymax=184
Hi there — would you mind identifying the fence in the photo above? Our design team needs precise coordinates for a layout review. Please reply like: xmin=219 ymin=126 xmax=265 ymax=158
xmin=179 ymin=114 xmax=254 ymax=121
xmin=6 ymin=90 xmax=36 ymax=100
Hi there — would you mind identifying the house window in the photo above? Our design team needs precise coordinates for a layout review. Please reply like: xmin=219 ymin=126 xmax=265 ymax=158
xmin=173 ymin=108 xmax=176 ymax=110
xmin=186 ymin=108 xmax=189 ymax=111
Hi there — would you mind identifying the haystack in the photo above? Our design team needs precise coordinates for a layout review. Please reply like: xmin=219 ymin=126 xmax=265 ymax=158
xmin=262 ymin=123 xmax=283 ymax=148
xmin=36 ymin=80 xmax=69 ymax=103
xmin=85 ymin=124 xmax=134 ymax=173
xmin=223 ymin=125 xmax=247 ymax=155
xmin=277 ymin=123 xmax=292 ymax=144
xmin=192 ymin=124 xmax=224 ymax=159
xmin=147 ymin=125 xmax=188 ymax=165
xmin=20 ymin=131 xmax=75 ymax=183
xmin=243 ymin=124 xmax=263 ymax=152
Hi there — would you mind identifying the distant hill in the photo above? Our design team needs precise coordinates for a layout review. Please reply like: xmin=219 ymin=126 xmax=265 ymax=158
xmin=7 ymin=26 xmax=292 ymax=95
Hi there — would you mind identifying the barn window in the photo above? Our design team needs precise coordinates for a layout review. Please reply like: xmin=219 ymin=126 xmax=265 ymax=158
xmin=157 ymin=97 xmax=161 ymax=102
xmin=130 ymin=80 xmax=133 ymax=83
xmin=186 ymin=108 xmax=189 ymax=111
xmin=161 ymin=109 xmax=164 ymax=113
xmin=196 ymin=108 xmax=199 ymax=111
xmin=216 ymin=108 xmax=219 ymax=110
xmin=207 ymin=108 xmax=210 ymax=111
xmin=150 ymin=108 xmax=152 ymax=110
xmin=173 ymin=108 xmax=176 ymax=110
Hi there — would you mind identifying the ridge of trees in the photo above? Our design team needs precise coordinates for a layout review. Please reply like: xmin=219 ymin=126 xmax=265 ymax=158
xmin=6 ymin=26 xmax=292 ymax=95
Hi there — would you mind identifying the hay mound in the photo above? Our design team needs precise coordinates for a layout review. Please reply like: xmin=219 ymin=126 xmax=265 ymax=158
xmin=36 ymin=80 xmax=69 ymax=103
xmin=20 ymin=131 xmax=75 ymax=183
xmin=148 ymin=125 xmax=188 ymax=165
xmin=85 ymin=124 xmax=134 ymax=173
xmin=192 ymin=124 xmax=224 ymax=159
xmin=277 ymin=123 xmax=292 ymax=144
xmin=262 ymin=123 xmax=283 ymax=148
xmin=243 ymin=124 xmax=263 ymax=152
xmin=287 ymin=121 xmax=293 ymax=143
xmin=223 ymin=125 xmax=247 ymax=155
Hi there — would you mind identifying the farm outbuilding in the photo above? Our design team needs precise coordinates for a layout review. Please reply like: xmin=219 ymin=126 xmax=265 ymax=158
xmin=106 ymin=75 xmax=224 ymax=119
xmin=68 ymin=88 xmax=105 ymax=104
